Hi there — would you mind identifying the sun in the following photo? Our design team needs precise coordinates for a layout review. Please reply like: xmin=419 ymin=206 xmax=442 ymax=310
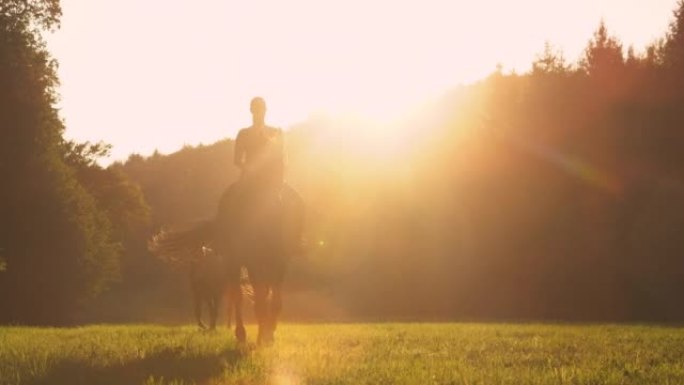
xmin=298 ymin=111 xmax=421 ymax=170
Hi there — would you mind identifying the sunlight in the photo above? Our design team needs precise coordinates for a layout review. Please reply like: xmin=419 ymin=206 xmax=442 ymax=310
xmin=301 ymin=112 xmax=424 ymax=169
xmin=349 ymin=121 xmax=413 ymax=161
xmin=47 ymin=0 xmax=677 ymax=161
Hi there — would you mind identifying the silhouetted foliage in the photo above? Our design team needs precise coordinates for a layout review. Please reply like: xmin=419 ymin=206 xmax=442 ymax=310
xmin=580 ymin=21 xmax=624 ymax=76
xmin=0 ymin=1 xmax=143 ymax=324
xmin=663 ymin=0 xmax=684 ymax=69
xmin=0 ymin=0 xmax=61 ymax=31
xmin=532 ymin=42 xmax=570 ymax=75
xmin=64 ymin=141 xmax=150 ymax=240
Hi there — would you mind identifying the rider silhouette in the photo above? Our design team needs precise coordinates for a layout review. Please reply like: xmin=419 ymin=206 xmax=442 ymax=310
xmin=234 ymin=97 xmax=285 ymax=198
xmin=218 ymin=97 xmax=288 ymax=250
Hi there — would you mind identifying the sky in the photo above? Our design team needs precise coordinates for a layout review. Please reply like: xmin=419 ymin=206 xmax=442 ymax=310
xmin=46 ymin=0 xmax=679 ymax=162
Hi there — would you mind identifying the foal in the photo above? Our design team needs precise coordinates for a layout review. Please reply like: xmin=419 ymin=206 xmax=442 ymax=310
xmin=189 ymin=246 xmax=222 ymax=330
xmin=190 ymin=246 xmax=246 ymax=342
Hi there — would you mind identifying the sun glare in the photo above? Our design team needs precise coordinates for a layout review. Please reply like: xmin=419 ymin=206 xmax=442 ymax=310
xmin=46 ymin=0 xmax=677 ymax=161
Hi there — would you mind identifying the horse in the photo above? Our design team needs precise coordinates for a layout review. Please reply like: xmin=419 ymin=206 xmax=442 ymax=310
xmin=148 ymin=222 xmax=238 ymax=332
xmin=214 ymin=181 xmax=304 ymax=345
xmin=189 ymin=246 xmax=222 ymax=330
xmin=149 ymin=182 xmax=304 ymax=345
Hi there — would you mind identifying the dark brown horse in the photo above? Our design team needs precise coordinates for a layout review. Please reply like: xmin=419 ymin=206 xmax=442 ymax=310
xmin=189 ymin=246 xmax=222 ymax=330
xmin=150 ymin=182 xmax=303 ymax=345
xmin=149 ymin=223 xmax=232 ymax=331
xmin=216 ymin=181 xmax=304 ymax=345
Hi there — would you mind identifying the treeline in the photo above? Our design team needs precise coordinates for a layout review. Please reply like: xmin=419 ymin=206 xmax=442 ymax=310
xmin=283 ymin=8 xmax=684 ymax=321
xmin=431 ymin=14 xmax=684 ymax=321
xmin=331 ymin=11 xmax=684 ymax=321
xmin=315 ymin=11 xmax=684 ymax=321
xmin=0 ymin=1 xmax=148 ymax=324
xmin=275 ymin=10 xmax=684 ymax=321
xmin=4 ymin=0 xmax=684 ymax=324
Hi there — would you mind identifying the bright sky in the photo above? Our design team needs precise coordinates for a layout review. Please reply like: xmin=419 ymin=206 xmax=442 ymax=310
xmin=47 ymin=0 xmax=678 ymax=162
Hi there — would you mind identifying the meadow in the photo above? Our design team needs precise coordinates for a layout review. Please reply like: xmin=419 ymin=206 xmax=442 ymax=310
xmin=1 ymin=323 xmax=684 ymax=385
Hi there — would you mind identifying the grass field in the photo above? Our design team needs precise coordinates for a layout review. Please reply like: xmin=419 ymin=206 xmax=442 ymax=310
xmin=1 ymin=323 xmax=684 ymax=385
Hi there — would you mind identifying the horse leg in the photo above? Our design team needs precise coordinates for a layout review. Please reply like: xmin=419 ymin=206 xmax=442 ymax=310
xmin=253 ymin=283 xmax=271 ymax=346
xmin=193 ymin=289 xmax=206 ymax=330
xmin=234 ymin=284 xmax=246 ymax=344
xmin=208 ymin=296 xmax=218 ymax=330
xmin=224 ymin=289 xmax=233 ymax=329
xmin=226 ymin=282 xmax=246 ymax=343
xmin=266 ymin=283 xmax=282 ymax=343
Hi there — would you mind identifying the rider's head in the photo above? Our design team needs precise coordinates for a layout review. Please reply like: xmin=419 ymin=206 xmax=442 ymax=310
xmin=250 ymin=97 xmax=267 ymax=123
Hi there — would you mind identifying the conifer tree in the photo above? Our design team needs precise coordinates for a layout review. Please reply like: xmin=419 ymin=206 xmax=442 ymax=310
xmin=580 ymin=21 xmax=624 ymax=76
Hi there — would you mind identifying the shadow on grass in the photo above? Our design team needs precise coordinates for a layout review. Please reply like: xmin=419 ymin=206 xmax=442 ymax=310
xmin=28 ymin=346 xmax=245 ymax=385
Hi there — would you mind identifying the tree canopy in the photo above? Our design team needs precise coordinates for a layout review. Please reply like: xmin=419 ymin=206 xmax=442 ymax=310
xmin=0 ymin=0 xmax=147 ymax=324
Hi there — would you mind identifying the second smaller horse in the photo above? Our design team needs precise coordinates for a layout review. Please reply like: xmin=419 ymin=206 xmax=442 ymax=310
xmin=189 ymin=246 xmax=222 ymax=330
xmin=190 ymin=246 xmax=247 ymax=341
xmin=150 ymin=224 xmax=246 ymax=340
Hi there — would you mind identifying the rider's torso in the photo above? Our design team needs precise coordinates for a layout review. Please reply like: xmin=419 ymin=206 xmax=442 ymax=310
xmin=239 ymin=126 xmax=281 ymax=164
xmin=237 ymin=126 xmax=284 ymax=187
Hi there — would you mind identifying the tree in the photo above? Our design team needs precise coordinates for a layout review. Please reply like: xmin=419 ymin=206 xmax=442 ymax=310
xmin=662 ymin=0 xmax=684 ymax=69
xmin=64 ymin=140 xmax=150 ymax=242
xmin=0 ymin=1 xmax=121 ymax=324
xmin=531 ymin=42 xmax=569 ymax=75
xmin=0 ymin=0 xmax=61 ymax=30
xmin=580 ymin=21 xmax=624 ymax=77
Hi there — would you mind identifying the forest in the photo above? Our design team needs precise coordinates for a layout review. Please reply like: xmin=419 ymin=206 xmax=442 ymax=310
xmin=2 ymin=0 xmax=684 ymax=324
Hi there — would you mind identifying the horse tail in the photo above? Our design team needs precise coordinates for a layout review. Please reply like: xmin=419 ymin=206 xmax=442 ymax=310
xmin=148 ymin=219 xmax=216 ymax=267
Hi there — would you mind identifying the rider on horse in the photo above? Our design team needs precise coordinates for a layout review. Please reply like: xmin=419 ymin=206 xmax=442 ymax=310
xmin=218 ymin=96 xmax=302 ymax=256
xmin=223 ymin=97 xmax=303 ymax=344
xmin=152 ymin=97 xmax=302 ymax=343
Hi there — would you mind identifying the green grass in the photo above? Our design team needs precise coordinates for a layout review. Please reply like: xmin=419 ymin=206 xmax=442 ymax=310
xmin=1 ymin=323 xmax=684 ymax=385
